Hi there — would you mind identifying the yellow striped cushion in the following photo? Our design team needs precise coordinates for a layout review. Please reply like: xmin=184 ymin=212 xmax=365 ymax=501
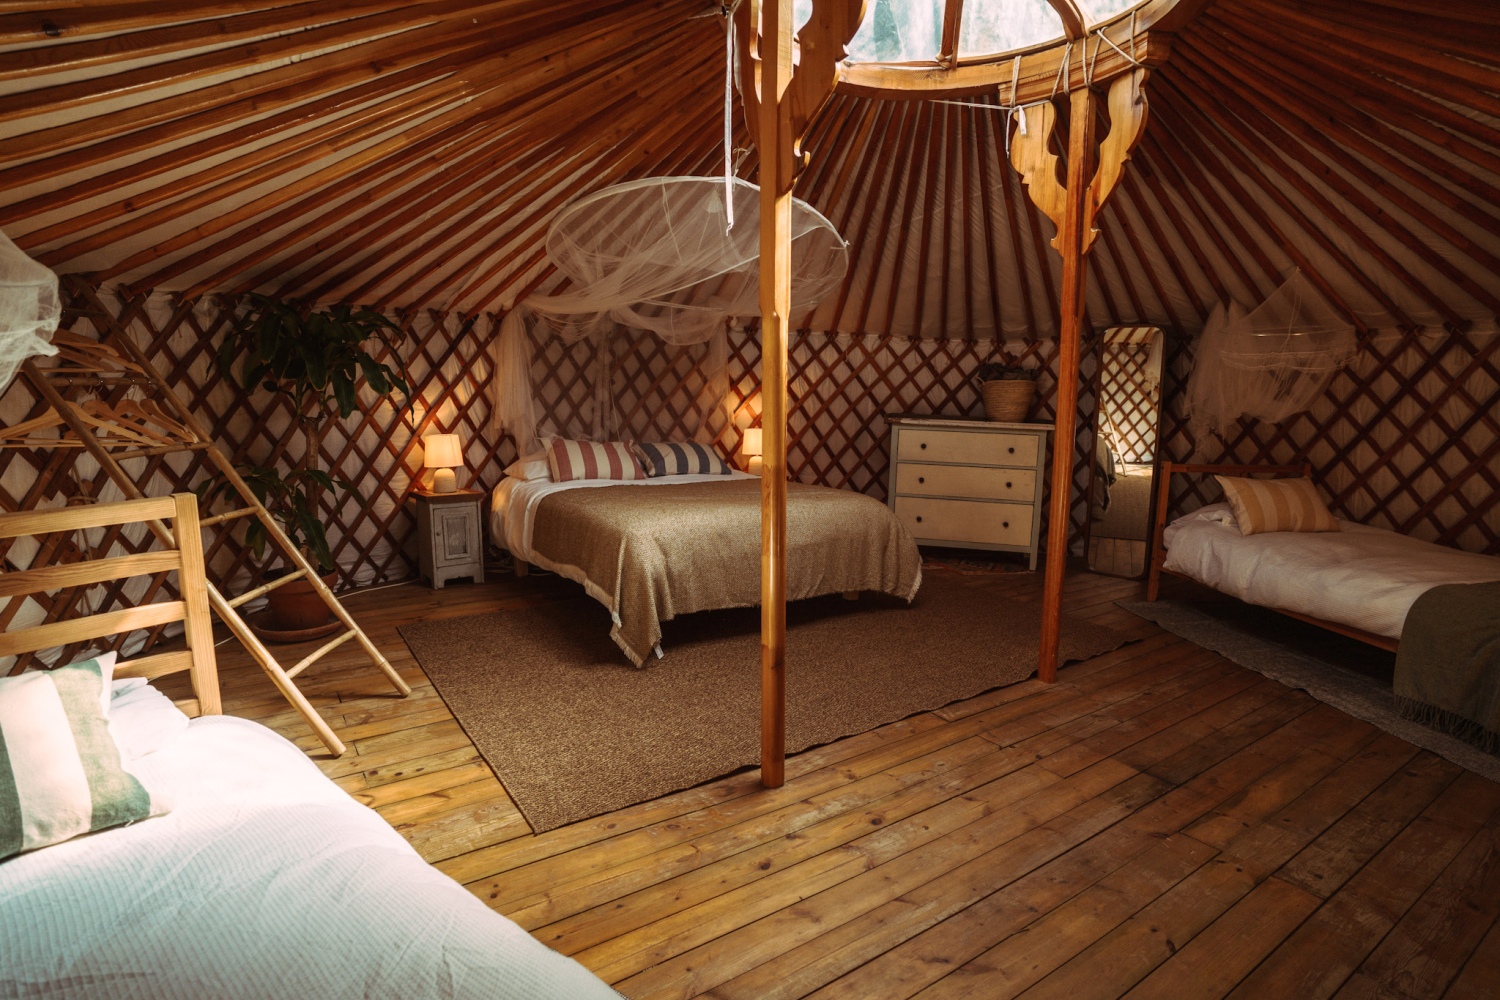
xmin=1214 ymin=475 xmax=1340 ymax=536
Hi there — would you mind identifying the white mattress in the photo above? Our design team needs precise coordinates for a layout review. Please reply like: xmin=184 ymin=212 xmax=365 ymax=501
xmin=490 ymin=470 xmax=758 ymax=562
xmin=0 ymin=690 xmax=619 ymax=1000
xmin=1162 ymin=505 xmax=1500 ymax=639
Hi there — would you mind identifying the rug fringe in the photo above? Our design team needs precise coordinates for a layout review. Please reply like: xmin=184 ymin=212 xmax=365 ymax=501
xmin=1393 ymin=698 xmax=1500 ymax=757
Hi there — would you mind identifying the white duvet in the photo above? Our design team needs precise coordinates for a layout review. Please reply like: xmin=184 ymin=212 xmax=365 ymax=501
xmin=1162 ymin=504 xmax=1500 ymax=639
xmin=490 ymin=470 xmax=758 ymax=563
xmin=0 ymin=692 xmax=618 ymax=1000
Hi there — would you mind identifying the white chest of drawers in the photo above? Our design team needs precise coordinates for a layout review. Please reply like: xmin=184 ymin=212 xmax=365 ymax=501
xmin=885 ymin=415 xmax=1051 ymax=570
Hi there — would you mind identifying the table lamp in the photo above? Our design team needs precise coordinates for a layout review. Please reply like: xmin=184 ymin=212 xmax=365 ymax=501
xmin=741 ymin=427 xmax=763 ymax=475
xmin=422 ymin=433 xmax=463 ymax=493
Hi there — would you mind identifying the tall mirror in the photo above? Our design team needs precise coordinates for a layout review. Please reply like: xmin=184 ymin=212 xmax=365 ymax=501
xmin=1088 ymin=326 xmax=1166 ymax=579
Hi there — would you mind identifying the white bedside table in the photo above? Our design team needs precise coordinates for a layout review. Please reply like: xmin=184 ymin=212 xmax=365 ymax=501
xmin=410 ymin=489 xmax=486 ymax=589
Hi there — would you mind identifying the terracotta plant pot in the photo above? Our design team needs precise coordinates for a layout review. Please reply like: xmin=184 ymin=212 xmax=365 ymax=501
xmin=265 ymin=567 xmax=339 ymax=631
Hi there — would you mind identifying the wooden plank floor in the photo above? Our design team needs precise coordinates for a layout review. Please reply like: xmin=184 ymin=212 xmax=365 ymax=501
xmin=199 ymin=566 xmax=1500 ymax=999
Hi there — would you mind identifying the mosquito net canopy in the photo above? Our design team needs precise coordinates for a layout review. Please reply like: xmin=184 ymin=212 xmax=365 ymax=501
xmin=1186 ymin=271 xmax=1358 ymax=442
xmin=0 ymin=231 xmax=60 ymax=394
xmin=492 ymin=176 xmax=849 ymax=451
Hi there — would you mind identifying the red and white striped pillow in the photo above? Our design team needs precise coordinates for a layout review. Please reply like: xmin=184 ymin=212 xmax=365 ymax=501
xmin=546 ymin=439 xmax=648 ymax=483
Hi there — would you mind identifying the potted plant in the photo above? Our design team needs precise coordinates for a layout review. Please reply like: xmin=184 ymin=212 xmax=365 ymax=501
xmin=973 ymin=361 xmax=1040 ymax=422
xmin=199 ymin=294 xmax=411 ymax=635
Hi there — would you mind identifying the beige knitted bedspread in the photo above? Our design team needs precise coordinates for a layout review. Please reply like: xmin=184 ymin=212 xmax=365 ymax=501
xmin=530 ymin=479 xmax=923 ymax=666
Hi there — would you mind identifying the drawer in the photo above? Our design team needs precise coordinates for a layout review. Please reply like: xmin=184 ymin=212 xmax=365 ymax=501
xmin=895 ymin=463 xmax=1036 ymax=501
xmin=896 ymin=427 xmax=1039 ymax=467
xmin=893 ymin=496 xmax=1034 ymax=547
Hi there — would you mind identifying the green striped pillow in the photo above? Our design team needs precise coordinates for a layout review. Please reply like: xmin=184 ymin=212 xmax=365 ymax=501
xmin=0 ymin=657 xmax=168 ymax=860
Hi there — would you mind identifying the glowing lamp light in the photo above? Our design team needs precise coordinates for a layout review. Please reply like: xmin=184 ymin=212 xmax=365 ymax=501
xmin=422 ymin=433 xmax=463 ymax=493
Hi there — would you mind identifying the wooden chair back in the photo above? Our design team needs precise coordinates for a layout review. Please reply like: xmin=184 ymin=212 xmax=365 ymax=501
xmin=0 ymin=494 xmax=221 ymax=717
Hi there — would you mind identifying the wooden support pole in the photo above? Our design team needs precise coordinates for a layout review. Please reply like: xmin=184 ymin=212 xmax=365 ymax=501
xmin=1037 ymin=86 xmax=1097 ymax=683
xmin=759 ymin=0 xmax=794 ymax=790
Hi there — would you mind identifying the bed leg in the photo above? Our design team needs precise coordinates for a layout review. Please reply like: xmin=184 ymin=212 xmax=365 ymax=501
xmin=514 ymin=559 xmax=529 ymax=578
xmin=842 ymin=590 xmax=859 ymax=601
xmin=1146 ymin=563 xmax=1160 ymax=601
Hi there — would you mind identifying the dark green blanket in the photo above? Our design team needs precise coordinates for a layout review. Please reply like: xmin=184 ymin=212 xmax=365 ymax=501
xmin=1395 ymin=580 xmax=1500 ymax=755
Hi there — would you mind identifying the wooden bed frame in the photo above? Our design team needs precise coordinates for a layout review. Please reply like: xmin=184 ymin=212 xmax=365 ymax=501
xmin=0 ymin=494 xmax=222 ymax=716
xmin=1146 ymin=461 xmax=1400 ymax=653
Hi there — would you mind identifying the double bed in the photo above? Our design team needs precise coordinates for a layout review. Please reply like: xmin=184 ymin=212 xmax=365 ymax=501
xmin=1148 ymin=463 xmax=1500 ymax=648
xmin=491 ymin=470 xmax=923 ymax=666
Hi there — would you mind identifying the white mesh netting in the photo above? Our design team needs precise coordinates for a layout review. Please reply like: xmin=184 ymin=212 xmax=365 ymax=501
xmin=0 ymin=230 xmax=60 ymax=395
xmin=1186 ymin=271 xmax=1358 ymax=442
xmin=491 ymin=176 xmax=849 ymax=451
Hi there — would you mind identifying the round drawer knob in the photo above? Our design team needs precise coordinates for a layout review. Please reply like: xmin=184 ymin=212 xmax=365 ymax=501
xmin=918 ymin=476 xmax=925 ymax=484
xmin=920 ymin=442 xmax=927 ymax=450
xmin=915 ymin=516 xmax=923 ymax=524
xmin=1008 ymin=447 xmax=1015 ymax=454
xmin=1002 ymin=521 xmax=1010 ymax=528
xmin=1006 ymin=481 xmax=1012 ymax=489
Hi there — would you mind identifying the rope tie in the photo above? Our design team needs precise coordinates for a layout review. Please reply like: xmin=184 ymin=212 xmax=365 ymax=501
xmin=722 ymin=4 xmax=736 ymax=233
xmin=1050 ymin=40 xmax=1072 ymax=99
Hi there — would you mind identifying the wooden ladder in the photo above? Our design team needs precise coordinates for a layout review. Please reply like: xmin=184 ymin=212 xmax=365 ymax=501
xmin=14 ymin=316 xmax=410 ymax=757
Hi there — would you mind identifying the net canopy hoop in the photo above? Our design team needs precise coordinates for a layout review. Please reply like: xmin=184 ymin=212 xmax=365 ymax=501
xmin=1185 ymin=270 xmax=1359 ymax=444
xmin=0 ymin=230 xmax=61 ymax=397
xmin=489 ymin=175 xmax=850 ymax=454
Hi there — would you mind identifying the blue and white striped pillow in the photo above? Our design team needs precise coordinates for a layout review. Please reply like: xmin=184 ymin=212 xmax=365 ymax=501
xmin=0 ymin=658 xmax=168 ymax=860
xmin=633 ymin=441 xmax=733 ymax=478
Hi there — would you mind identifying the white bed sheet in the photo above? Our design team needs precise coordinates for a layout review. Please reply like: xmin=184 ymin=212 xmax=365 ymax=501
xmin=0 ymin=703 xmax=618 ymax=999
xmin=1161 ymin=509 xmax=1500 ymax=639
xmin=490 ymin=470 xmax=757 ymax=563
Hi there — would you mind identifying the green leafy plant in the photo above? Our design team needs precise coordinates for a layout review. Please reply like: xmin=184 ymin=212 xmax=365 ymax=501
xmin=196 ymin=467 xmax=357 ymax=574
xmin=204 ymin=295 xmax=412 ymax=575
xmin=217 ymin=293 xmax=411 ymax=421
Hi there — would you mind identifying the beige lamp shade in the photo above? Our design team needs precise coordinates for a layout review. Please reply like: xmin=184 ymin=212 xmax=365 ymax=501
xmin=422 ymin=433 xmax=463 ymax=493
xmin=423 ymin=433 xmax=463 ymax=468
xmin=741 ymin=428 xmax=763 ymax=475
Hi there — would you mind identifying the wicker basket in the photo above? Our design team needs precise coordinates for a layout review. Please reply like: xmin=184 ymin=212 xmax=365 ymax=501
xmin=981 ymin=379 xmax=1038 ymax=422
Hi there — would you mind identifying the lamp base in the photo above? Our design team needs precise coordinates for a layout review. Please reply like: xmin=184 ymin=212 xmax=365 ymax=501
xmin=432 ymin=468 xmax=458 ymax=493
xmin=746 ymin=456 xmax=763 ymax=476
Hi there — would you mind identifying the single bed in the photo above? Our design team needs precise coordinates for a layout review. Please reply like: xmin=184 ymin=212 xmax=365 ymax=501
xmin=1148 ymin=463 xmax=1500 ymax=649
xmin=491 ymin=472 xmax=923 ymax=666
xmin=1 ymin=700 xmax=619 ymax=999
xmin=0 ymin=495 xmax=619 ymax=1000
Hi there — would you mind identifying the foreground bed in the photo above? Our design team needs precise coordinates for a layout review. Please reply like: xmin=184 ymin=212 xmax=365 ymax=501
xmin=1 ymin=704 xmax=621 ymax=1000
xmin=492 ymin=472 xmax=923 ymax=665
xmin=1148 ymin=463 xmax=1500 ymax=648
xmin=0 ymin=496 xmax=617 ymax=1000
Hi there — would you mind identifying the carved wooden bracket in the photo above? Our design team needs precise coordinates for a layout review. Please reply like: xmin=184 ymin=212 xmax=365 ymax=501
xmin=1009 ymin=67 xmax=1151 ymax=254
xmin=736 ymin=0 xmax=867 ymax=194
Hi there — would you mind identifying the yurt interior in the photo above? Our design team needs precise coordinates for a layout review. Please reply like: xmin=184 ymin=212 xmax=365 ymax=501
xmin=3 ymin=1 xmax=1500 ymax=996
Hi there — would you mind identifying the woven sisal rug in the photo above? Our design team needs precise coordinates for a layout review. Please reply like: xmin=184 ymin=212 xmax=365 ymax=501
xmin=399 ymin=573 xmax=1129 ymax=833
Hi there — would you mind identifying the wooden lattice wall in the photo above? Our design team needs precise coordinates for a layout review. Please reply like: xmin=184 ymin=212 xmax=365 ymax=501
xmin=1098 ymin=344 xmax=1161 ymax=465
xmin=1158 ymin=327 xmax=1500 ymax=556
xmin=0 ymin=284 xmax=1103 ymax=650
xmin=6 ymin=281 xmax=1497 ymax=664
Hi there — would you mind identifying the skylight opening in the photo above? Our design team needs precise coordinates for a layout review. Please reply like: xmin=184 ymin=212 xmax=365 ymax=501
xmin=957 ymin=0 xmax=1064 ymax=59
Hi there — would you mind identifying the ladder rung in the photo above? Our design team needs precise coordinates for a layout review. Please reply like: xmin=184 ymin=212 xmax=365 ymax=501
xmin=201 ymin=507 xmax=260 ymax=528
xmin=227 ymin=568 xmax=308 ymax=609
xmin=285 ymin=630 xmax=358 ymax=680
